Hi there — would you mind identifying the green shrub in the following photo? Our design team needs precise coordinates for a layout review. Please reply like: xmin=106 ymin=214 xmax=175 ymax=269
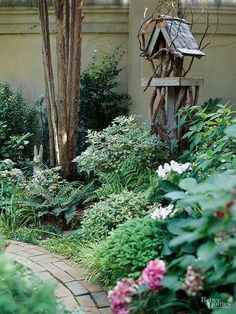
xmin=79 ymin=191 xmax=156 ymax=242
xmin=0 ymin=252 xmax=67 ymax=313
xmin=79 ymin=217 xmax=168 ymax=287
xmin=0 ymin=83 xmax=38 ymax=161
xmin=180 ymin=102 xmax=236 ymax=178
xmin=75 ymin=115 xmax=168 ymax=175
xmin=0 ymin=122 xmax=31 ymax=162
xmin=78 ymin=51 xmax=130 ymax=152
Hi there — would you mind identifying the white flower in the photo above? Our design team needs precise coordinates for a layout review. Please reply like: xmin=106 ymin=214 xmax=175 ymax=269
xmin=164 ymin=163 xmax=171 ymax=172
xmin=156 ymin=165 xmax=166 ymax=178
xmin=170 ymin=160 xmax=183 ymax=174
xmin=151 ymin=204 xmax=174 ymax=220
xmin=157 ymin=161 xmax=191 ymax=179
xmin=23 ymin=141 xmax=29 ymax=145
xmin=180 ymin=162 xmax=191 ymax=172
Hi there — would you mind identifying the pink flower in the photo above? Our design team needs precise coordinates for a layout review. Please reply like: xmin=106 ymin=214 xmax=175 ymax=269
xmin=108 ymin=278 xmax=138 ymax=314
xmin=141 ymin=259 xmax=166 ymax=291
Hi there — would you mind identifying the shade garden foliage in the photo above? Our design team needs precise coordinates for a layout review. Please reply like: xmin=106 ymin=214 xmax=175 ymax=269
xmin=0 ymin=70 xmax=236 ymax=314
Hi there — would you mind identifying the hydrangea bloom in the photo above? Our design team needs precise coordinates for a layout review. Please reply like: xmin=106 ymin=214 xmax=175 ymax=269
xmin=151 ymin=204 xmax=174 ymax=220
xmin=182 ymin=266 xmax=205 ymax=296
xmin=156 ymin=161 xmax=191 ymax=178
xmin=108 ymin=278 xmax=138 ymax=314
xmin=141 ymin=259 xmax=166 ymax=291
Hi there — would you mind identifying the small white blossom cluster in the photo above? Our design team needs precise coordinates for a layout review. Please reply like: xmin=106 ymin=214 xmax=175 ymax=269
xmin=0 ymin=168 xmax=25 ymax=184
xmin=156 ymin=160 xmax=191 ymax=178
xmin=151 ymin=204 xmax=177 ymax=220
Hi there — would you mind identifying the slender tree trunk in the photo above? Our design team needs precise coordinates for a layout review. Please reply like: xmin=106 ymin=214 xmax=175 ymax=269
xmin=38 ymin=0 xmax=83 ymax=180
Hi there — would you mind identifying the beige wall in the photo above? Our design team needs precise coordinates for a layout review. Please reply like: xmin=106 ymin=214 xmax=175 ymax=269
xmin=0 ymin=2 xmax=236 ymax=118
xmin=0 ymin=5 xmax=129 ymax=103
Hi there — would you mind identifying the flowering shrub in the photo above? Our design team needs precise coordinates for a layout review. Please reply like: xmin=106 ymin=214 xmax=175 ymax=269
xmin=182 ymin=266 xmax=205 ymax=297
xmin=109 ymin=278 xmax=138 ymax=314
xmin=141 ymin=259 xmax=166 ymax=291
xmin=100 ymin=169 xmax=236 ymax=314
xmin=25 ymin=167 xmax=65 ymax=194
xmin=109 ymin=259 xmax=166 ymax=314
xmin=0 ymin=167 xmax=25 ymax=185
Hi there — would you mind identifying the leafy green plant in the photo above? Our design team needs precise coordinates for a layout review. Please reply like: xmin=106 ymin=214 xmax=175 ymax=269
xmin=22 ymin=181 xmax=93 ymax=224
xmin=75 ymin=115 xmax=168 ymax=176
xmin=90 ymin=160 xmax=155 ymax=201
xmin=17 ymin=167 xmax=94 ymax=224
xmin=43 ymin=232 xmax=81 ymax=261
xmin=78 ymin=50 xmax=130 ymax=152
xmin=0 ymin=180 xmax=37 ymax=231
xmin=79 ymin=190 xmax=156 ymax=242
xmin=0 ymin=83 xmax=38 ymax=161
xmin=0 ymin=225 xmax=63 ymax=245
xmin=79 ymin=217 xmax=169 ymax=288
xmin=180 ymin=102 xmax=236 ymax=178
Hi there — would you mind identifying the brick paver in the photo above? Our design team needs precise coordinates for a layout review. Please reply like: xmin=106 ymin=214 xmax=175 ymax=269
xmin=5 ymin=240 xmax=111 ymax=313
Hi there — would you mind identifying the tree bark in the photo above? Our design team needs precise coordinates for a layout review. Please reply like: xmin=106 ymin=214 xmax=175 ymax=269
xmin=38 ymin=0 xmax=83 ymax=180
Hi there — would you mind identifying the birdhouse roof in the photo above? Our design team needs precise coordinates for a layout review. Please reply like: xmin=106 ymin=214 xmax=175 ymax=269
xmin=146 ymin=15 xmax=205 ymax=58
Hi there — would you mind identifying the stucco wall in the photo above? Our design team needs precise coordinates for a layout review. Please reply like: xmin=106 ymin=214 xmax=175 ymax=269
xmin=0 ymin=4 xmax=129 ymax=103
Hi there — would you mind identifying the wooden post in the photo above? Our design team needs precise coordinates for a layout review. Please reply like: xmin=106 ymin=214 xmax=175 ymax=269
xmin=141 ymin=77 xmax=203 ymax=148
xmin=167 ymin=86 xmax=180 ymax=146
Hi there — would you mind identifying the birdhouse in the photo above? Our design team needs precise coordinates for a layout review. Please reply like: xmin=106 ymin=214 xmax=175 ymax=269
xmin=139 ymin=15 xmax=205 ymax=149
xmin=146 ymin=15 xmax=205 ymax=59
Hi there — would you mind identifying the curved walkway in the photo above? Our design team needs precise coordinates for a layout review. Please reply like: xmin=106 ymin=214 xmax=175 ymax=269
xmin=5 ymin=240 xmax=111 ymax=314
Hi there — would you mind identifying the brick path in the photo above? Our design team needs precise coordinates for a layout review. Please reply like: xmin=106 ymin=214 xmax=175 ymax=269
xmin=5 ymin=240 xmax=111 ymax=314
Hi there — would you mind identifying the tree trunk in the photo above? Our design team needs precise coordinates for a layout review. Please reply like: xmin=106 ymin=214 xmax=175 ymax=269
xmin=38 ymin=0 xmax=83 ymax=180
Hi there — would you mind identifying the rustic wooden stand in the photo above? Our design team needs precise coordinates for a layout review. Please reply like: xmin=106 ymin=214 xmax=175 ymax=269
xmin=141 ymin=77 xmax=204 ymax=146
